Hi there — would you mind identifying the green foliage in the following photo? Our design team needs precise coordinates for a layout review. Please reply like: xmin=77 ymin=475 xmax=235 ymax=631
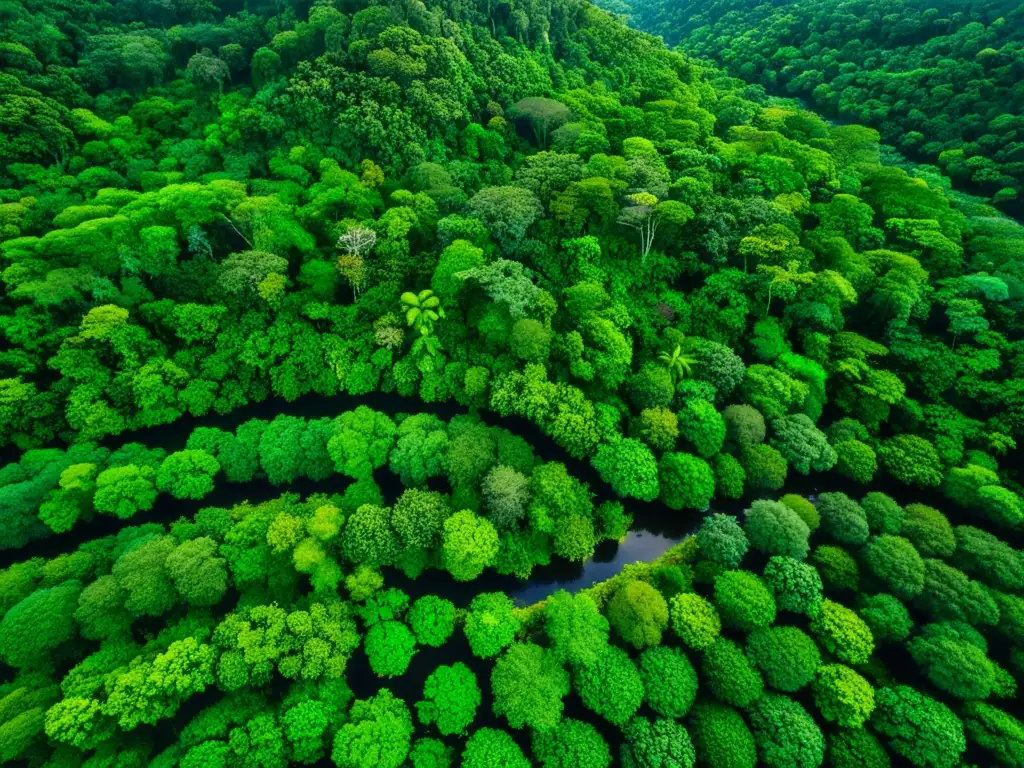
xmin=872 ymin=686 xmax=966 ymax=768
xmin=827 ymin=728 xmax=891 ymax=768
xmin=441 ymin=510 xmax=498 ymax=582
xmin=744 ymin=499 xmax=811 ymax=560
xmin=543 ymin=590 xmax=610 ymax=667
xmin=156 ymin=450 xmax=220 ymax=499
xmin=0 ymin=581 xmax=80 ymax=669
xmin=592 ymin=439 xmax=660 ymax=502
xmin=364 ymin=621 xmax=417 ymax=678
xmin=858 ymin=593 xmax=913 ymax=643
xmin=701 ymin=637 xmax=764 ymax=708
xmin=669 ymin=592 xmax=721 ymax=650
xmin=491 ymin=643 xmax=569 ymax=732
xmin=714 ymin=570 xmax=777 ymax=633
xmin=816 ymin=492 xmax=869 ymax=546
xmin=532 ymin=718 xmax=612 ymax=768
xmin=687 ymin=702 xmax=757 ymax=768
xmin=810 ymin=599 xmax=875 ymax=665
xmin=606 ymin=580 xmax=669 ymax=649
xmin=638 ymin=646 xmax=697 ymax=718
xmin=461 ymin=728 xmax=530 ymax=768
xmin=621 ymin=715 xmax=696 ymax=768
xmin=812 ymin=544 xmax=861 ymax=592
xmin=746 ymin=626 xmax=821 ymax=692
xmin=417 ymin=662 xmax=480 ymax=736
xmin=901 ymin=505 xmax=954 ymax=561
xmin=659 ymin=452 xmax=715 ymax=511
xmin=332 ymin=690 xmax=413 ymax=768
xmin=863 ymin=534 xmax=926 ymax=601
xmin=762 ymin=556 xmax=823 ymax=615
xmin=679 ymin=400 xmax=726 ymax=458
xmin=574 ymin=644 xmax=644 ymax=726
xmin=407 ymin=596 xmax=456 ymax=648
xmin=861 ymin=492 xmax=903 ymax=535
xmin=813 ymin=664 xmax=875 ymax=727
xmin=747 ymin=693 xmax=826 ymax=768
xmin=452 ymin=590 xmax=515 ymax=663
xmin=696 ymin=513 xmax=748 ymax=568
xmin=961 ymin=702 xmax=1024 ymax=768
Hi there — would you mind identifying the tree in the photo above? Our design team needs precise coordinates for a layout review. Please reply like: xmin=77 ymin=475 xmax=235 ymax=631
xmin=871 ymin=686 xmax=965 ymax=768
xmin=714 ymin=570 xmax=777 ymax=633
xmin=365 ymin=621 xmax=417 ymax=678
xmin=342 ymin=504 xmax=400 ymax=569
xmin=417 ymin=662 xmax=480 ymax=736
xmin=658 ymin=452 xmax=714 ymax=511
xmin=813 ymin=664 xmax=875 ymax=727
xmin=669 ymin=592 xmax=721 ymax=650
xmin=638 ymin=646 xmax=698 ymax=718
xmin=508 ymin=98 xmax=571 ymax=149
xmin=816 ymin=492 xmax=869 ymax=546
xmin=0 ymin=581 xmax=80 ymax=669
xmin=770 ymin=414 xmax=836 ymax=474
xmin=960 ymin=702 xmax=1024 ymax=768
xmin=878 ymin=435 xmax=943 ymax=487
xmin=809 ymin=599 xmax=875 ymax=665
xmin=744 ymin=499 xmax=810 ymax=559
xmin=901 ymin=504 xmax=955 ymax=558
xmin=747 ymin=693 xmax=825 ymax=768
xmin=606 ymin=580 xmax=669 ymax=649
xmin=861 ymin=492 xmax=903 ymax=535
xmin=336 ymin=227 xmax=377 ymax=299
xmin=658 ymin=344 xmax=697 ymax=384
xmin=696 ymin=513 xmax=749 ymax=568
xmin=687 ymin=703 xmax=757 ymax=768
xmin=464 ymin=592 xmax=520 ymax=659
xmin=467 ymin=186 xmax=542 ymax=253
xmin=491 ymin=643 xmax=569 ymax=732
xmin=332 ymin=690 xmax=412 ymax=768
xmin=746 ymin=626 xmax=820 ymax=692
xmin=620 ymin=716 xmax=696 ymax=768
xmin=461 ymin=728 xmax=530 ymax=768
xmin=740 ymin=444 xmax=788 ymax=491
xmin=762 ymin=555 xmax=823 ymax=615
xmin=574 ymin=645 xmax=644 ymax=726
xmin=701 ymin=638 xmax=764 ymax=708
xmin=543 ymin=590 xmax=610 ymax=667
xmin=617 ymin=193 xmax=693 ymax=264
xmin=862 ymin=535 xmax=925 ymax=600
xmin=532 ymin=718 xmax=611 ymax=768
xmin=481 ymin=466 xmax=531 ymax=531
xmin=442 ymin=511 xmax=499 ymax=581
xmin=826 ymin=728 xmax=891 ymax=768
xmin=93 ymin=465 xmax=158 ymax=519
xmin=165 ymin=537 xmax=227 ymax=607
xmin=156 ymin=450 xmax=220 ymax=500
xmin=679 ymin=400 xmax=725 ymax=458
xmin=408 ymin=596 xmax=456 ymax=647
xmin=592 ymin=439 xmax=660 ymax=502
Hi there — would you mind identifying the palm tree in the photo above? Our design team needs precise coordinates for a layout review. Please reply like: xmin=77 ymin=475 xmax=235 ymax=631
xmin=658 ymin=344 xmax=697 ymax=383
xmin=400 ymin=289 xmax=445 ymax=336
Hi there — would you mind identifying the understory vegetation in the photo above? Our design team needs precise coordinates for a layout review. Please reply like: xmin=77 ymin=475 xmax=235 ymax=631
xmin=2 ymin=0 xmax=1023 ymax=765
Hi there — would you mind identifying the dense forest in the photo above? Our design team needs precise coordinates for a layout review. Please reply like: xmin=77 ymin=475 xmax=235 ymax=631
xmin=609 ymin=0 xmax=1024 ymax=205
xmin=2 ymin=0 xmax=1024 ymax=765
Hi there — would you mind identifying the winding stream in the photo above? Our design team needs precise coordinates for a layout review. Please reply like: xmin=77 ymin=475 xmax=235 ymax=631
xmin=5 ymin=388 xmax=977 ymax=605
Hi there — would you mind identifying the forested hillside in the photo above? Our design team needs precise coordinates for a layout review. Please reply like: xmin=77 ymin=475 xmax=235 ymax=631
xmin=2 ymin=0 xmax=1024 ymax=766
xmin=612 ymin=0 xmax=1024 ymax=204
